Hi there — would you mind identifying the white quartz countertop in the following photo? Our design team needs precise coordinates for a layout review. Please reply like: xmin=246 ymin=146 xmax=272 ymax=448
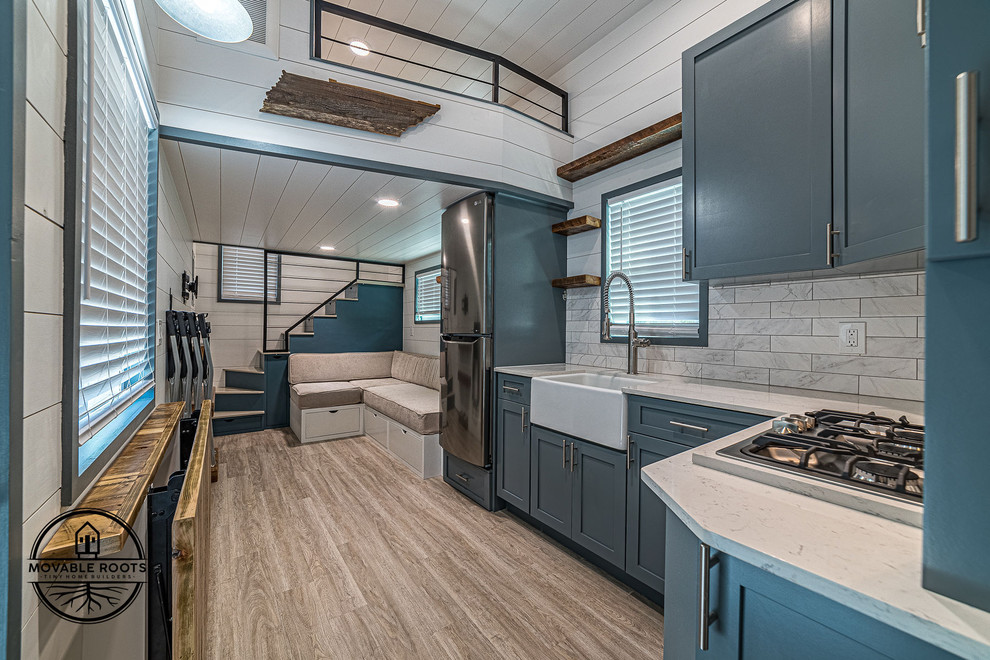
xmin=495 ymin=364 xmax=924 ymax=419
xmin=641 ymin=428 xmax=990 ymax=660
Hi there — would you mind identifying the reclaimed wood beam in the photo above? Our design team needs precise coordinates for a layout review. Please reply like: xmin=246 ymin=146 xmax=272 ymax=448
xmin=557 ymin=113 xmax=682 ymax=183
xmin=261 ymin=71 xmax=441 ymax=137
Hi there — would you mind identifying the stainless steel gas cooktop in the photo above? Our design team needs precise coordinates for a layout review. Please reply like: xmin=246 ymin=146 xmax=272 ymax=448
xmin=717 ymin=409 xmax=925 ymax=504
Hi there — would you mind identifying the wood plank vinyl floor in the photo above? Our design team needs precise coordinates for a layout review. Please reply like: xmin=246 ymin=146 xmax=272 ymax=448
xmin=207 ymin=429 xmax=664 ymax=659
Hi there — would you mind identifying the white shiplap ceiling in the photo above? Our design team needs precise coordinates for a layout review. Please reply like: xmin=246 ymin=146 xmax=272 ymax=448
xmin=317 ymin=0 xmax=654 ymax=126
xmin=161 ymin=139 xmax=479 ymax=263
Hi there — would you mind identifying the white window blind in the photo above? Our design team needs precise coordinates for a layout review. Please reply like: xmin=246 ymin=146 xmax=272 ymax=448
xmin=414 ymin=267 xmax=441 ymax=323
xmin=77 ymin=0 xmax=156 ymax=446
xmin=219 ymin=246 xmax=279 ymax=302
xmin=605 ymin=176 xmax=702 ymax=339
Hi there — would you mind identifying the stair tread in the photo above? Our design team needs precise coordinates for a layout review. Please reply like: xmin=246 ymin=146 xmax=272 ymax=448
xmin=215 ymin=387 xmax=264 ymax=394
xmin=213 ymin=410 xmax=264 ymax=419
xmin=290 ymin=331 xmax=314 ymax=336
xmin=224 ymin=366 xmax=264 ymax=374
xmin=310 ymin=314 xmax=337 ymax=318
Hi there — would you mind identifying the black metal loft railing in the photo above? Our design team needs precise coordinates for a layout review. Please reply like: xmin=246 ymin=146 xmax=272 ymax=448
xmin=311 ymin=1 xmax=570 ymax=132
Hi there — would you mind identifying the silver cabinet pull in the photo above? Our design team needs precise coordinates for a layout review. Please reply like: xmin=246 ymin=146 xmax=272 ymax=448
xmin=502 ymin=384 xmax=521 ymax=393
xmin=916 ymin=0 xmax=926 ymax=47
xmin=698 ymin=542 xmax=720 ymax=651
xmin=455 ymin=473 xmax=470 ymax=483
xmin=826 ymin=222 xmax=840 ymax=266
xmin=521 ymin=407 xmax=527 ymax=433
xmin=562 ymin=439 xmax=567 ymax=469
xmin=956 ymin=71 xmax=979 ymax=243
xmin=671 ymin=420 xmax=709 ymax=433
xmin=626 ymin=434 xmax=634 ymax=469
xmin=570 ymin=442 xmax=576 ymax=472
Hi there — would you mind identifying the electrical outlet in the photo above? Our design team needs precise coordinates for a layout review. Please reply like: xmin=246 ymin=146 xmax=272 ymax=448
xmin=838 ymin=322 xmax=866 ymax=354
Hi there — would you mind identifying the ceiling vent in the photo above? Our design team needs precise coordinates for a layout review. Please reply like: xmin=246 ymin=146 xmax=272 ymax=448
xmin=239 ymin=0 xmax=267 ymax=44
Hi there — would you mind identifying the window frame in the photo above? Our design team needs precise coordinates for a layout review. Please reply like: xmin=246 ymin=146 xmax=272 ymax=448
xmin=217 ymin=245 xmax=281 ymax=304
xmin=61 ymin=0 xmax=160 ymax=505
xmin=413 ymin=265 xmax=442 ymax=324
xmin=599 ymin=169 xmax=709 ymax=347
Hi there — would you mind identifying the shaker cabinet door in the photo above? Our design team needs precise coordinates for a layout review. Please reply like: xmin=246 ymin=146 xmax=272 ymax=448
xmin=529 ymin=427 xmax=571 ymax=536
xmin=833 ymin=0 xmax=925 ymax=265
xmin=496 ymin=399 xmax=530 ymax=511
xmin=683 ymin=0 xmax=832 ymax=280
xmin=570 ymin=439 xmax=627 ymax=569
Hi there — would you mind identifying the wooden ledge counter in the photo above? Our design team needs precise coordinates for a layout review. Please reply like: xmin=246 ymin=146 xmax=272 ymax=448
xmin=41 ymin=402 xmax=185 ymax=559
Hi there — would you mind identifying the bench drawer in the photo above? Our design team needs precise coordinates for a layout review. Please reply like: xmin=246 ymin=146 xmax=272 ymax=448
xmin=496 ymin=373 xmax=531 ymax=404
xmin=628 ymin=395 xmax=769 ymax=447
xmin=302 ymin=404 xmax=363 ymax=442
xmin=365 ymin=408 xmax=388 ymax=447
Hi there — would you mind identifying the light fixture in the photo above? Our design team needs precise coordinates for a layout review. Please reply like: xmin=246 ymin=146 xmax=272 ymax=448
xmin=460 ymin=217 xmax=470 ymax=224
xmin=350 ymin=40 xmax=371 ymax=56
xmin=319 ymin=245 xmax=335 ymax=251
xmin=155 ymin=0 xmax=253 ymax=43
xmin=377 ymin=199 xmax=399 ymax=207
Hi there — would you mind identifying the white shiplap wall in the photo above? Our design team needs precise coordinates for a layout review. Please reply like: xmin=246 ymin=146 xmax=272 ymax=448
xmin=21 ymin=0 xmax=79 ymax=652
xmin=145 ymin=0 xmax=574 ymax=203
xmin=155 ymin=145 xmax=196 ymax=403
xmin=403 ymin=253 xmax=441 ymax=356
xmin=558 ymin=0 xmax=926 ymax=402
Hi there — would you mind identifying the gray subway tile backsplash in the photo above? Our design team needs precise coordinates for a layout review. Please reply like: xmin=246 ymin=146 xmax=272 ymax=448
xmin=566 ymin=270 xmax=925 ymax=401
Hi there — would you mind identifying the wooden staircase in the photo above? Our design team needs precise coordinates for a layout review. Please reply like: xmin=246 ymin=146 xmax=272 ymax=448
xmin=213 ymin=281 xmax=404 ymax=436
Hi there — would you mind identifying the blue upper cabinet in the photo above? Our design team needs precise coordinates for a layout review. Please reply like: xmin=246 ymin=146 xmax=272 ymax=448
xmin=683 ymin=0 xmax=925 ymax=281
xmin=924 ymin=0 xmax=990 ymax=614
xmin=683 ymin=0 xmax=832 ymax=281
xmin=926 ymin=0 xmax=990 ymax=261
xmin=833 ymin=0 xmax=925 ymax=265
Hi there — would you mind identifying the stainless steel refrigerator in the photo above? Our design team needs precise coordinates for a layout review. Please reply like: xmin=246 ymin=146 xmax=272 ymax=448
xmin=439 ymin=192 xmax=493 ymax=467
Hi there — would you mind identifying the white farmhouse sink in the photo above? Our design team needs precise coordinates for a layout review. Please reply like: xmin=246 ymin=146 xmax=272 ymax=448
xmin=530 ymin=372 xmax=647 ymax=451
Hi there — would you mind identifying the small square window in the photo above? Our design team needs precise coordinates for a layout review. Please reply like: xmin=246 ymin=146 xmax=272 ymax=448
xmin=414 ymin=266 xmax=441 ymax=323
xmin=218 ymin=245 xmax=280 ymax=303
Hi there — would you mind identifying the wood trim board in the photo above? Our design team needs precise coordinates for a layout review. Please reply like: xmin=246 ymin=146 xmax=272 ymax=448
xmin=557 ymin=114 xmax=682 ymax=183
xmin=41 ymin=402 xmax=184 ymax=558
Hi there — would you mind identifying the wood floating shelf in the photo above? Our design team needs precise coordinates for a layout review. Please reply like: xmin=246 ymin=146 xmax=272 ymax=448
xmin=552 ymin=275 xmax=601 ymax=289
xmin=261 ymin=71 xmax=441 ymax=137
xmin=552 ymin=215 xmax=601 ymax=236
xmin=41 ymin=402 xmax=184 ymax=559
xmin=557 ymin=113 xmax=683 ymax=183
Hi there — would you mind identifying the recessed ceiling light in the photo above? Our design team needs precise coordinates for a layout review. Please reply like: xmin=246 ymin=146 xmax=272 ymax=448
xmin=319 ymin=245 xmax=335 ymax=251
xmin=350 ymin=40 xmax=370 ymax=56
xmin=460 ymin=217 xmax=470 ymax=224
xmin=377 ymin=199 xmax=399 ymax=207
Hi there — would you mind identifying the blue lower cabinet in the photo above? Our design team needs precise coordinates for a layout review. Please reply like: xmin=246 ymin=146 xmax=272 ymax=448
xmin=529 ymin=426 xmax=627 ymax=569
xmin=626 ymin=433 xmax=691 ymax=593
xmin=571 ymin=439 xmax=626 ymax=569
xmin=665 ymin=511 xmax=961 ymax=660
xmin=495 ymin=399 xmax=530 ymax=510
xmin=529 ymin=426 xmax=572 ymax=536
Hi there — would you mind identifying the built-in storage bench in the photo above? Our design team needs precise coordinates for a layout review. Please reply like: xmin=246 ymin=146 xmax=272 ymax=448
xmin=288 ymin=351 xmax=442 ymax=479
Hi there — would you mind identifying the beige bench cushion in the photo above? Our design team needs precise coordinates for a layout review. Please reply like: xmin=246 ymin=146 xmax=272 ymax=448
xmin=363 ymin=383 xmax=440 ymax=435
xmin=289 ymin=351 xmax=393 ymax=384
xmin=390 ymin=351 xmax=441 ymax=391
xmin=290 ymin=382 xmax=362 ymax=409
xmin=348 ymin=378 xmax=405 ymax=389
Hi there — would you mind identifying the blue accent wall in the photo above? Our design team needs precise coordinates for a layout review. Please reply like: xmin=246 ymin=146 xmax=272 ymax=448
xmin=289 ymin=284 xmax=403 ymax=354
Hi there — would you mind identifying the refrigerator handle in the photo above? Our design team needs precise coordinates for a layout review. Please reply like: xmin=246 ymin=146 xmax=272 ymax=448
xmin=440 ymin=335 xmax=483 ymax=345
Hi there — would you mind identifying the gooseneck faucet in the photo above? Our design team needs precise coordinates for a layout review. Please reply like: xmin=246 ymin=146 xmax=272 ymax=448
xmin=602 ymin=271 xmax=651 ymax=375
